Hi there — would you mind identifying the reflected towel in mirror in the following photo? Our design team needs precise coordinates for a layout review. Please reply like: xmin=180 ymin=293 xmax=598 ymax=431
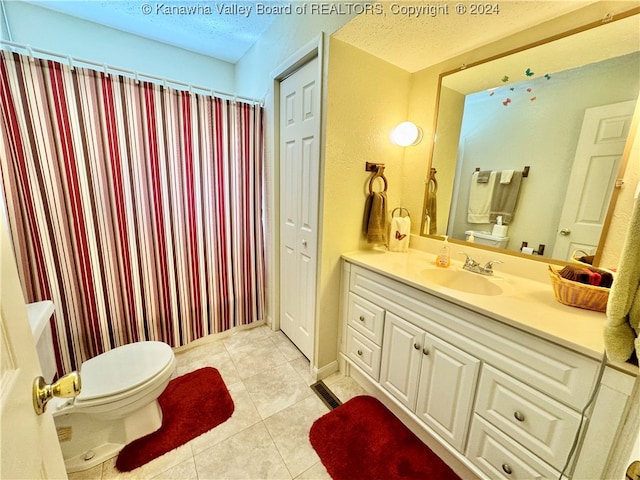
xmin=468 ymin=171 xmax=497 ymax=223
xmin=500 ymin=169 xmax=514 ymax=184
xmin=476 ymin=171 xmax=491 ymax=183
xmin=490 ymin=171 xmax=523 ymax=224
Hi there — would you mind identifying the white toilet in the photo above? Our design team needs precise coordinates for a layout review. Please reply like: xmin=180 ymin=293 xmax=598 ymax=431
xmin=48 ymin=341 xmax=176 ymax=472
xmin=27 ymin=302 xmax=177 ymax=472
xmin=465 ymin=230 xmax=509 ymax=249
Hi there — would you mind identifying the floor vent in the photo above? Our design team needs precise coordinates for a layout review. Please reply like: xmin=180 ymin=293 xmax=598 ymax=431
xmin=311 ymin=381 xmax=342 ymax=410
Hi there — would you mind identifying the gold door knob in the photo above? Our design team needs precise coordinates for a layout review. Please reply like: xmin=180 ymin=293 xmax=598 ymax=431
xmin=33 ymin=371 xmax=81 ymax=415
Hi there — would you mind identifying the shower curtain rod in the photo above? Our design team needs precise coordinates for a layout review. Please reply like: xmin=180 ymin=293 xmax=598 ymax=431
xmin=0 ymin=40 xmax=265 ymax=106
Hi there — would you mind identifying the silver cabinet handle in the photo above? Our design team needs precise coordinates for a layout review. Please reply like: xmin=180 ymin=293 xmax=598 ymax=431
xmin=359 ymin=315 xmax=365 ymax=322
xmin=413 ymin=343 xmax=421 ymax=350
xmin=357 ymin=349 xmax=363 ymax=356
xmin=559 ymin=228 xmax=571 ymax=236
xmin=423 ymin=347 xmax=429 ymax=355
xmin=514 ymin=411 xmax=525 ymax=422
xmin=302 ymin=239 xmax=308 ymax=246
xmin=502 ymin=464 xmax=513 ymax=475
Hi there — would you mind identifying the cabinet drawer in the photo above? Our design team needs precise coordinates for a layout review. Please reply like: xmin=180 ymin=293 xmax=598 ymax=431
xmin=475 ymin=366 xmax=581 ymax=470
xmin=345 ymin=327 xmax=381 ymax=381
xmin=347 ymin=292 xmax=384 ymax=344
xmin=467 ymin=415 xmax=561 ymax=480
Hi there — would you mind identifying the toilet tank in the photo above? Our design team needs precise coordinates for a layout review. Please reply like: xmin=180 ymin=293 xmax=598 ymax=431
xmin=465 ymin=230 xmax=509 ymax=249
xmin=26 ymin=301 xmax=57 ymax=383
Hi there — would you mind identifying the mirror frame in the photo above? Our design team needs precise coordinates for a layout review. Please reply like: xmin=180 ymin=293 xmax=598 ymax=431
xmin=421 ymin=7 xmax=640 ymax=267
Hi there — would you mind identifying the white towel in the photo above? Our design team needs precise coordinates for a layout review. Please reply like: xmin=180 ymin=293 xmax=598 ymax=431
xmin=388 ymin=216 xmax=410 ymax=252
xmin=468 ymin=171 xmax=497 ymax=223
xmin=500 ymin=170 xmax=514 ymax=184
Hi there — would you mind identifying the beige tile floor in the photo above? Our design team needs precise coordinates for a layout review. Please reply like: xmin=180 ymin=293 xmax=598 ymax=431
xmin=68 ymin=325 xmax=366 ymax=480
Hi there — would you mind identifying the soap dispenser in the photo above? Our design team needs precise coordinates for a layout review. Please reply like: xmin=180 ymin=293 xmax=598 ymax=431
xmin=436 ymin=236 xmax=451 ymax=268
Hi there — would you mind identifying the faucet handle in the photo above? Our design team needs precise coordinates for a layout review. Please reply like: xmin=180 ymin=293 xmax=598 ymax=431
xmin=458 ymin=252 xmax=479 ymax=267
xmin=483 ymin=260 xmax=503 ymax=272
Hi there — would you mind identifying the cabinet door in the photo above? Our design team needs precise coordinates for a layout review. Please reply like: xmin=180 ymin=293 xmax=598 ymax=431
xmin=380 ymin=312 xmax=424 ymax=409
xmin=415 ymin=333 xmax=480 ymax=452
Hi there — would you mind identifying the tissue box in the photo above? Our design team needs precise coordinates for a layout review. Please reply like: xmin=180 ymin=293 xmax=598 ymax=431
xmin=492 ymin=224 xmax=508 ymax=237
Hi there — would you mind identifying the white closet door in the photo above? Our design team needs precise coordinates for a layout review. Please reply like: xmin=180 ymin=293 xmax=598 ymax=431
xmin=279 ymin=57 xmax=320 ymax=360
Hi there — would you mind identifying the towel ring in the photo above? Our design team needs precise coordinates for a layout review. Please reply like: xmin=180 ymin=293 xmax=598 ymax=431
xmin=428 ymin=168 xmax=438 ymax=194
xmin=392 ymin=207 xmax=410 ymax=218
xmin=368 ymin=165 xmax=388 ymax=194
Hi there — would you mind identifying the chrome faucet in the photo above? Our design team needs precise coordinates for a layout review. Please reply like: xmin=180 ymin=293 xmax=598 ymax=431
xmin=458 ymin=252 xmax=503 ymax=276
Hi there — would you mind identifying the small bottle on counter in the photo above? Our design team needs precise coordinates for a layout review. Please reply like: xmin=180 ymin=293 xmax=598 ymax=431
xmin=436 ymin=236 xmax=451 ymax=268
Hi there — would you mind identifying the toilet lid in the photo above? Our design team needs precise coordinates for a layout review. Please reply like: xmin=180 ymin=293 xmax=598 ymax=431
xmin=77 ymin=341 xmax=174 ymax=401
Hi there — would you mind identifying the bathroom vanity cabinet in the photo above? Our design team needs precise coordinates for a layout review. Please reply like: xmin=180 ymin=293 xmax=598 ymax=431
xmin=339 ymin=254 xmax=638 ymax=480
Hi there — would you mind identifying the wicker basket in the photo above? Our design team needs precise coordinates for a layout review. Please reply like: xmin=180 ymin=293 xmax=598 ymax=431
xmin=547 ymin=265 xmax=610 ymax=313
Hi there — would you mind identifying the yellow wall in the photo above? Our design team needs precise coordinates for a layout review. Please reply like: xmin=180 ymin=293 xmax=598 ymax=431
xmin=316 ymin=38 xmax=411 ymax=368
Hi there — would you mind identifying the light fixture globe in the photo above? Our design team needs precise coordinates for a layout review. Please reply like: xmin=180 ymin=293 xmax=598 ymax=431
xmin=391 ymin=121 xmax=423 ymax=146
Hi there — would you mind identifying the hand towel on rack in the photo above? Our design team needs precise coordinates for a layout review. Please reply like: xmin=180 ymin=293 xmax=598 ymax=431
xmin=468 ymin=171 xmax=497 ymax=223
xmin=604 ymin=200 xmax=640 ymax=364
xmin=363 ymin=192 xmax=388 ymax=244
xmin=476 ymin=171 xmax=491 ymax=183
xmin=388 ymin=216 xmax=410 ymax=252
xmin=500 ymin=169 xmax=514 ymax=184
xmin=489 ymin=171 xmax=523 ymax=224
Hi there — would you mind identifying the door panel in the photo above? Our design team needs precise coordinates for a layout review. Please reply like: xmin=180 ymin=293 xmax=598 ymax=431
xmin=379 ymin=312 xmax=423 ymax=409
xmin=1 ymin=217 xmax=68 ymax=479
xmin=416 ymin=334 xmax=480 ymax=451
xmin=552 ymin=100 xmax=635 ymax=260
xmin=279 ymin=57 xmax=320 ymax=359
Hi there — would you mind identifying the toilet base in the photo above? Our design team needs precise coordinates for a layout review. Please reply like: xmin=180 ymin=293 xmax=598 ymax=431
xmin=54 ymin=399 xmax=163 ymax=473
xmin=64 ymin=442 xmax=123 ymax=473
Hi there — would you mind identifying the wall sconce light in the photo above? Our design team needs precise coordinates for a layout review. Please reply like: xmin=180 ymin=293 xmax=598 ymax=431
xmin=391 ymin=121 xmax=423 ymax=146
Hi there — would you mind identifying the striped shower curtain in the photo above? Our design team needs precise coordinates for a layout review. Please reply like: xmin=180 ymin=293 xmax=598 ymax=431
xmin=0 ymin=51 xmax=265 ymax=375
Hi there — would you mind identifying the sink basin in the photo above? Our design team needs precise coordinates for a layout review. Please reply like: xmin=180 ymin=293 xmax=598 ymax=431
xmin=420 ymin=268 xmax=504 ymax=296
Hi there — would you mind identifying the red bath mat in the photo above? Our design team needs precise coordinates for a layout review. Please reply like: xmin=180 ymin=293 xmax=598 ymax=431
xmin=116 ymin=367 xmax=234 ymax=472
xmin=309 ymin=395 xmax=460 ymax=480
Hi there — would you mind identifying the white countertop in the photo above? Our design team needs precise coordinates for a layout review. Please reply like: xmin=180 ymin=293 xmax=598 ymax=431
xmin=342 ymin=248 xmax=638 ymax=376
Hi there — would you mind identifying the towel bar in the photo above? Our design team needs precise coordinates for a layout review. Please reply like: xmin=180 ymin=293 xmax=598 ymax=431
xmin=474 ymin=166 xmax=530 ymax=177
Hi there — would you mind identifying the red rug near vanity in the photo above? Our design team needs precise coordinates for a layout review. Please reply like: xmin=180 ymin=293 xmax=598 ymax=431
xmin=116 ymin=367 xmax=234 ymax=472
xmin=310 ymin=395 xmax=460 ymax=480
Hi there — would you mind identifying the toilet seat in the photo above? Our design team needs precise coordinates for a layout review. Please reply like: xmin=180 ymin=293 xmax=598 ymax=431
xmin=74 ymin=341 xmax=175 ymax=410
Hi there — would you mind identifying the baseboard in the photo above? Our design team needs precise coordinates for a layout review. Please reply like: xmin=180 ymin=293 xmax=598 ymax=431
xmin=172 ymin=320 xmax=267 ymax=353
xmin=312 ymin=360 xmax=339 ymax=382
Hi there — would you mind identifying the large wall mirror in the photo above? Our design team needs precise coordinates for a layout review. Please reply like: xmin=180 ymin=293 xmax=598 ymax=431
xmin=424 ymin=13 xmax=639 ymax=266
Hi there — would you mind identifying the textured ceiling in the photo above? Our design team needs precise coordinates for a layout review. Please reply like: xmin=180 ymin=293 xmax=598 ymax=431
xmin=21 ymin=1 xmax=636 ymax=70
xmin=24 ymin=0 xmax=283 ymax=63
xmin=333 ymin=1 xmax=600 ymax=73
